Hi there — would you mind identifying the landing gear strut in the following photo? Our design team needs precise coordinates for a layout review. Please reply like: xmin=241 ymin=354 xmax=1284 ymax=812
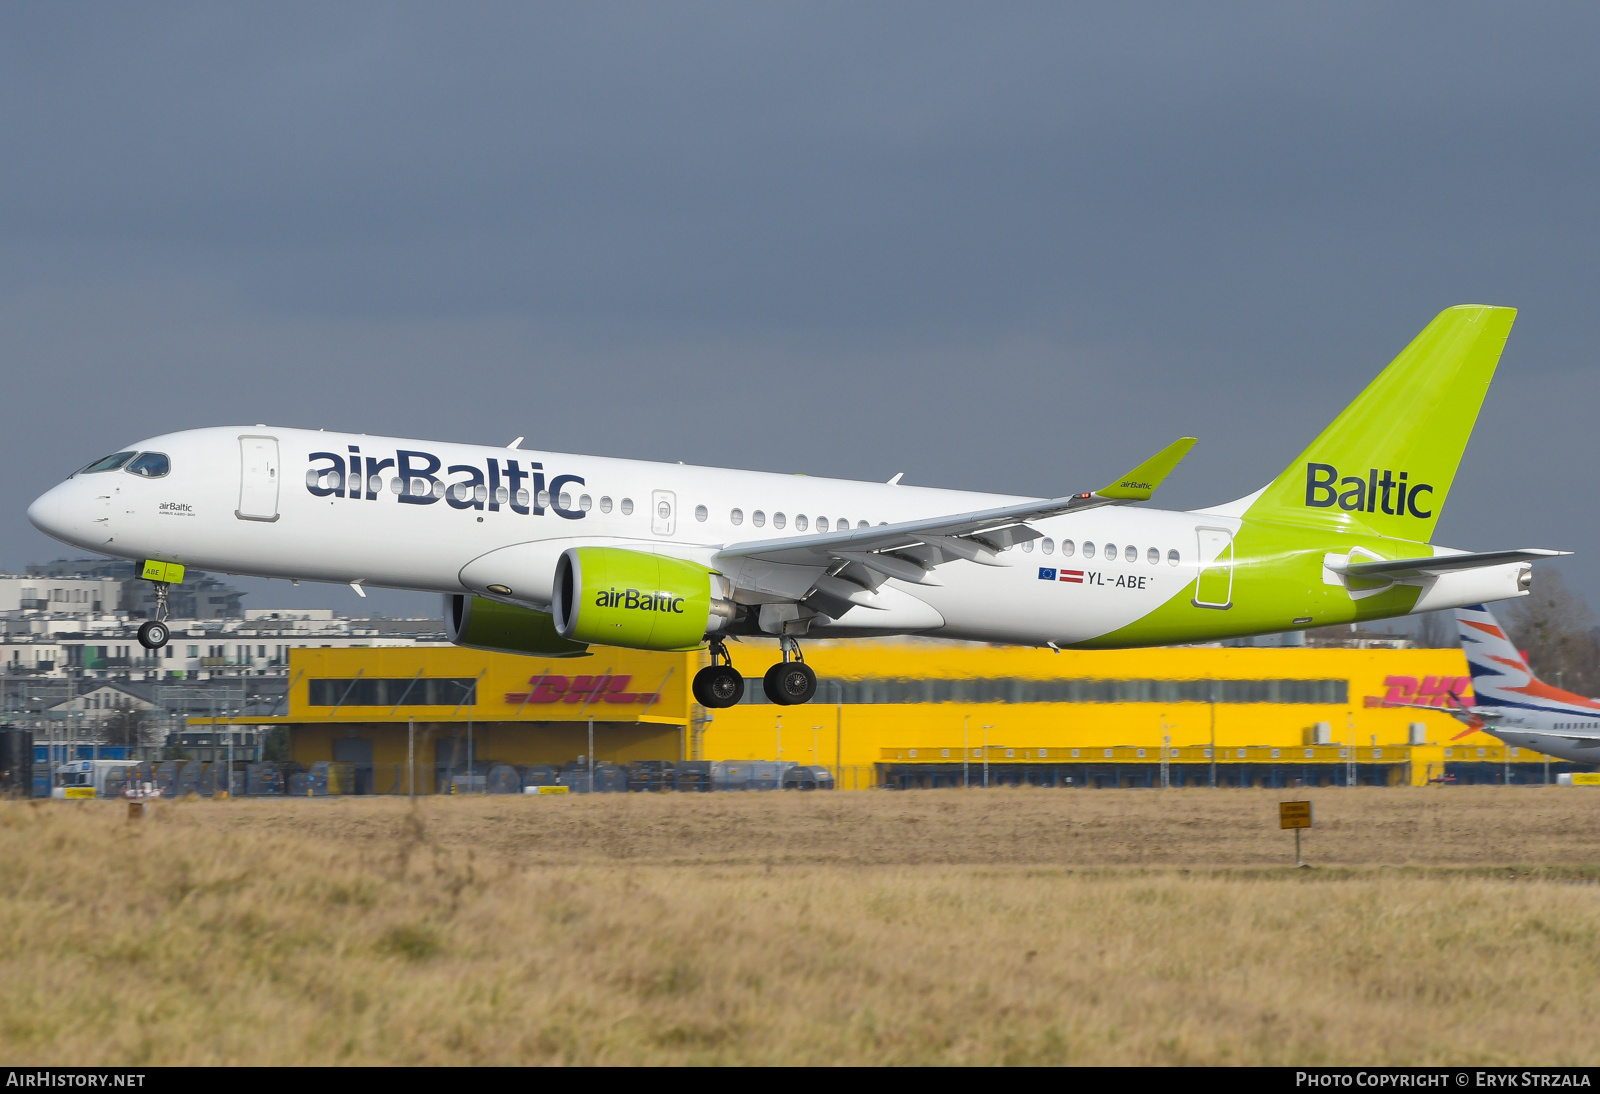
xmin=137 ymin=582 xmax=171 ymax=651
xmin=762 ymin=636 xmax=817 ymax=706
xmin=692 ymin=640 xmax=746 ymax=709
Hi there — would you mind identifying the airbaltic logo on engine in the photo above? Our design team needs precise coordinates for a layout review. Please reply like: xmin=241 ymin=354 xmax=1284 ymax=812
xmin=596 ymin=588 xmax=685 ymax=614
xmin=304 ymin=447 xmax=587 ymax=520
xmin=1304 ymin=463 xmax=1433 ymax=518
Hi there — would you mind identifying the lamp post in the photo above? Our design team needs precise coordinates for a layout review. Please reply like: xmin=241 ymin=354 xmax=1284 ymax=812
xmin=1346 ymin=713 xmax=1357 ymax=787
xmin=1160 ymin=714 xmax=1174 ymax=790
xmin=963 ymin=715 xmax=969 ymax=789
xmin=1209 ymin=681 xmax=1217 ymax=788
xmin=981 ymin=724 xmax=994 ymax=788
xmin=833 ymin=680 xmax=843 ymax=787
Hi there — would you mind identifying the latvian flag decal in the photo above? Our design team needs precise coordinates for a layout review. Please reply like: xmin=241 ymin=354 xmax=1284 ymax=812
xmin=1058 ymin=569 xmax=1084 ymax=583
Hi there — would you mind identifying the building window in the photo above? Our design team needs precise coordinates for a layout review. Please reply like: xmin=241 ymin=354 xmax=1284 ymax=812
xmin=308 ymin=678 xmax=479 ymax=706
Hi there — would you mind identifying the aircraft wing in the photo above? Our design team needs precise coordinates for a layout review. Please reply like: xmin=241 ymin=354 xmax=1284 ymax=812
xmin=1335 ymin=548 xmax=1570 ymax=581
xmin=713 ymin=437 xmax=1196 ymax=587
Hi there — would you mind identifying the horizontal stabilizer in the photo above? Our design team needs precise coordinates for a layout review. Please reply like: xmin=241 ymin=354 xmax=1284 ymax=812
xmin=1335 ymin=548 xmax=1569 ymax=580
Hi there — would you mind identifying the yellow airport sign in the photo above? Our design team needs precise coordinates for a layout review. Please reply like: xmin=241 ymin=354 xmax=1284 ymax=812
xmin=1573 ymin=773 xmax=1600 ymax=787
xmin=1279 ymin=801 xmax=1313 ymax=829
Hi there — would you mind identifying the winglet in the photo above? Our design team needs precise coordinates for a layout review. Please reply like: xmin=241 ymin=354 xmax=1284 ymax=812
xmin=1096 ymin=437 xmax=1197 ymax=501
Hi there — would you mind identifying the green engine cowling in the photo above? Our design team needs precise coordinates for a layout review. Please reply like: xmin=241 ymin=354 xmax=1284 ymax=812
xmin=445 ymin=594 xmax=590 ymax=657
xmin=551 ymin=546 xmax=737 ymax=651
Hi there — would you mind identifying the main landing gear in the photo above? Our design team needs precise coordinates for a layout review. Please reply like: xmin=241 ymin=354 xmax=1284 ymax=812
xmin=692 ymin=640 xmax=746 ymax=709
xmin=693 ymin=637 xmax=818 ymax=708
xmin=762 ymin=636 xmax=816 ymax=706
xmin=136 ymin=582 xmax=171 ymax=651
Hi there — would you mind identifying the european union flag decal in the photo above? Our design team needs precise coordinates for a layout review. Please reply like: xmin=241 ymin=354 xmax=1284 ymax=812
xmin=1038 ymin=567 xmax=1057 ymax=581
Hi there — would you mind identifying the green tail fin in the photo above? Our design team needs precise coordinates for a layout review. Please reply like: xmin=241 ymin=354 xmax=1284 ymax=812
xmin=1245 ymin=304 xmax=1516 ymax=541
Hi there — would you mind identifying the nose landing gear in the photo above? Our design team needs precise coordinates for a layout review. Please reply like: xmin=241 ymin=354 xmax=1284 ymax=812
xmin=762 ymin=636 xmax=817 ymax=706
xmin=136 ymin=581 xmax=172 ymax=650
xmin=692 ymin=640 xmax=746 ymax=709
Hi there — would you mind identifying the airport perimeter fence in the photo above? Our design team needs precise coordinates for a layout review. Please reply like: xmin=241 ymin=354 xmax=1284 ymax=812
xmin=16 ymin=758 xmax=881 ymax=798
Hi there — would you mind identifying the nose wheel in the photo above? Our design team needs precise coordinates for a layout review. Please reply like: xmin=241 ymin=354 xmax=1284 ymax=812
xmin=762 ymin=636 xmax=817 ymax=706
xmin=692 ymin=640 xmax=746 ymax=709
xmin=137 ymin=581 xmax=172 ymax=650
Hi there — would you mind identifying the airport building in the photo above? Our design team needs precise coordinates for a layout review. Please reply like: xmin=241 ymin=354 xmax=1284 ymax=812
xmin=243 ymin=638 xmax=1578 ymax=791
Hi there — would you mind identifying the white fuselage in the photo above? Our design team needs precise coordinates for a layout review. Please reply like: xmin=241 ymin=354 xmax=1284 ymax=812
xmin=1471 ymin=710 xmax=1600 ymax=766
xmin=28 ymin=426 xmax=1229 ymax=647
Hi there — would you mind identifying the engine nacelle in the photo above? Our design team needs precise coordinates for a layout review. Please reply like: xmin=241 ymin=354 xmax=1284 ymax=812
xmin=551 ymin=547 xmax=737 ymax=651
xmin=444 ymin=594 xmax=590 ymax=657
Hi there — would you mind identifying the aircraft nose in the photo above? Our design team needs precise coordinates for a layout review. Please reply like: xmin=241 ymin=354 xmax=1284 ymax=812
xmin=27 ymin=481 xmax=78 ymax=543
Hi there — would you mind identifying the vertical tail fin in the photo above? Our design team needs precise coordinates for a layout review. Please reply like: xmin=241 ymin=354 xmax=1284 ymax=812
xmin=1245 ymin=305 xmax=1516 ymax=540
xmin=1455 ymin=604 xmax=1600 ymax=714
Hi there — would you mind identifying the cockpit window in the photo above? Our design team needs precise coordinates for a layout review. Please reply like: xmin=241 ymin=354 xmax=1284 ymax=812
xmin=125 ymin=452 xmax=170 ymax=478
xmin=79 ymin=452 xmax=136 ymax=474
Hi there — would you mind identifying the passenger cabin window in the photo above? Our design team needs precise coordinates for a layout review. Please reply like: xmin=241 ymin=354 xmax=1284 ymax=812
xmin=1022 ymin=540 xmax=1034 ymax=553
xmin=795 ymin=514 xmax=808 ymax=531
xmin=695 ymin=505 xmax=708 ymax=522
xmin=773 ymin=512 xmax=786 ymax=529
xmin=80 ymin=452 xmax=136 ymax=474
xmin=1125 ymin=545 xmax=1137 ymax=563
xmin=752 ymin=510 xmax=766 ymax=527
xmin=816 ymin=517 xmax=829 ymax=532
xmin=1103 ymin=543 xmax=1116 ymax=560
xmin=1147 ymin=547 xmax=1159 ymax=564
xmin=620 ymin=498 xmax=634 ymax=515
xmin=730 ymin=508 xmax=744 ymax=525
xmin=125 ymin=452 xmax=170 ymax=478
xmin=1167 ymin=549 xmax=1180 ymax=565
xmin=1082 ymin=542 xmax=1095 ymax=559
xmin=1042 ymin=538 xmax=1054 ymax=555
xmin=579 ymin=494 xmax=592 ymax=511
xmin=599 ymin=496 xmax=613 ymax=513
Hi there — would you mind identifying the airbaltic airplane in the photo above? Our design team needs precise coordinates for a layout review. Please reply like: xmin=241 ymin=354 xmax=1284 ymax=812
xmin=1449 ymin=605 xmax=1600 ymax=765
xmin=27 ymin=305 xmax=1567 ymax=708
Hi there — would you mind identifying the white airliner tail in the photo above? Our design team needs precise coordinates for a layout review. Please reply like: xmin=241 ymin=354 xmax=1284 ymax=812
xmin=1454 ymin=605 xmax=1600 ymax=717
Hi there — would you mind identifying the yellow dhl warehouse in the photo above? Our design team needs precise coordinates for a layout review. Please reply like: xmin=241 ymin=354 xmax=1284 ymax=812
xmin=228 ymin=638 xmax=1579 ymax=791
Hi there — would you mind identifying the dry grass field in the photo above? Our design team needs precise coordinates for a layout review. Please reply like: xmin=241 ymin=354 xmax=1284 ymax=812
xmin=3 ymin=787 xmax=1599 ymax=1065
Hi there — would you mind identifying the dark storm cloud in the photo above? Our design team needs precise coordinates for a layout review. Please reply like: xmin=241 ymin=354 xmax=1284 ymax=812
xmin=3 ymin=3 xmax=1598 ymax=614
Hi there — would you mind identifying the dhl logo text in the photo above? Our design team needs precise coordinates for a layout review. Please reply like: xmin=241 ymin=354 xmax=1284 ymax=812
xmin=1363 ymin=675 xmax=1473 ymax=709
xmin=502 ymin=674 xmax=661 ymax=706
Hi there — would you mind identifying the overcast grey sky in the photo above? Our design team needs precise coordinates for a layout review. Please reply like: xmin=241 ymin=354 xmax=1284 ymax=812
xmin=3 ymin=3 xmax=1598 ymax=617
